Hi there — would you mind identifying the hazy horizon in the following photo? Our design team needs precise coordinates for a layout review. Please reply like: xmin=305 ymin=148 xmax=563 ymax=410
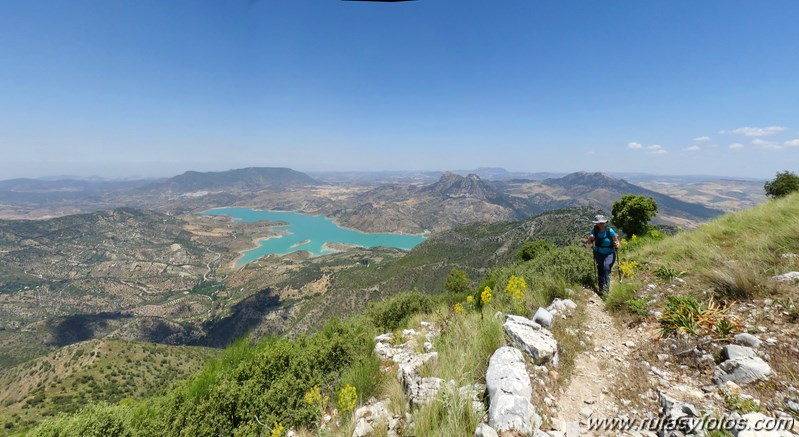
xmin=0 ymin=164 xmax=768 ymax=183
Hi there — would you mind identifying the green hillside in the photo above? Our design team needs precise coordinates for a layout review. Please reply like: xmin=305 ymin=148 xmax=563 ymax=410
xmin=287 ymin=207 xmax=603 ymax=333
xmin=19 ymin=207 xmax=603 ymax=436
xmin=22 ymin=194 xmax=799 ymax=436
xmin=0 ymin=340 xmax=218 ymax=435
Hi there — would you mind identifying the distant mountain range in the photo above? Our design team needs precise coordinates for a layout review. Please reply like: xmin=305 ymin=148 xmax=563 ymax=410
xmin=0 ymin=167 xmax=731 ymax=229
xmin=325 ymin=171 xmax=722 ymax=232
xmin=519 ymin=171 xmax=723 ymax=225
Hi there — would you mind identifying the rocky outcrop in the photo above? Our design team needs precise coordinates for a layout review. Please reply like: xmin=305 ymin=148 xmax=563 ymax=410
xmin=351 ymin=400 xmax=405 ymax=437
xmin=722 ymin=345 xmax=758 ymax=361
xmin=474 ymin=422 xmax=499 ymax=437
xmin=485 ymin=346 xmax=541 ymax=435
xmin=373 ymin=325 xmax=443 ymax=406
xmin=503 ymin=315 xmax=558 ymax=365
xmin=547 ymin=298 xmax=577 ymax=317
xmin=732 ymin=412 xmax=783 ymax=437
xmin=771 ymin=271 xmax=799 ymax=283
xmin=657 ymin=392 xmax=701 ymax=437
xmin=533 ymin=308 xmax=553 ymax=329
xmin=734 ymin=333 xmax=762 ymax=348
xmin=405 ymin=376 xmax=444 ymax=405
xmin=713 ymin=356 xmax=772 ymax=385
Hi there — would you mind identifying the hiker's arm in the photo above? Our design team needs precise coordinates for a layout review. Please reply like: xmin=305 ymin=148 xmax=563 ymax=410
xmin=612 ymin=236 xmax=620 ymax=248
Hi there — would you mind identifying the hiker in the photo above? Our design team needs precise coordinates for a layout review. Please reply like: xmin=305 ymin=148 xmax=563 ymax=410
xmin=587 ymin=214 xmax=620 ymax=295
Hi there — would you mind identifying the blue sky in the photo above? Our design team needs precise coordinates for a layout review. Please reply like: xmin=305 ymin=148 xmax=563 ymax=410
xmin=1 ymin=1 xmax=797 ymax=179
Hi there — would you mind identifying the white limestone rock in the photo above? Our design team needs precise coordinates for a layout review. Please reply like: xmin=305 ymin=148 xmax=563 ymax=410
xmin=533 ymin=307 xmax=554 ymax=329
xmin=395 ymin=351 xmax=438 ymax=385
xmin=474 ymin=423 xmax=499 ymax=437
xmin=713 ymin=357 xmax=772 ymax=385
xmin=547 ymin=298 xmax=577 ymax=316
xmin=735 ymin=333 xmax=762 ymax=348
xmin=732 ymin=412 xmax=783 ymax=437
xmin=723 ymin=344 xmax=758 ymax=361
xmin=352 ymin=418 xmax=374 ymax=437
xmin=354 ymin=399 xmax=391 ymax=424
xmin=485 ymin=346 xmax=541 ymax=435
xmin=504 ymin=315 xmax=557 ymax=365
xmin=772 ymin=271 xmax=799 ymax=283
xmin=405 ymin=375 xmax=444 ymax=406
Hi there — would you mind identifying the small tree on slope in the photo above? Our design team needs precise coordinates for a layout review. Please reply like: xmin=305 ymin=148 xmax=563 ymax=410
xmin=445 ymin=268 xmax=470 ymax=294
xmin=764 ymin=170 xmax=799 ymax=198
xmin=611 ymin=194 xmax=658 ymax=237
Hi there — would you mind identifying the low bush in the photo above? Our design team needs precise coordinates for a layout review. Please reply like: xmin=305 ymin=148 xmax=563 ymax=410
xmin=516 ymin=240 xmax=556 ymax=262
xmin=339 ymin=354 xmax=381 ymax=402
xmin=31 ymin=403 xmax=133 ymax=437
xmin=492 ymin=245 xmax=594 ymax=311
xmin=365 ymin=291 xmax=435 ymax=331
xmin=625 ymin=298 xmax=650 ymax=317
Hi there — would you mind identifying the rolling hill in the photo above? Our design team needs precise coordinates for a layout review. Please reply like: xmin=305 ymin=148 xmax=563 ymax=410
xmin=0 ymin=339 xmax=218 ymax=435
xmin=142 ymin=167 xmax=319 ymax=194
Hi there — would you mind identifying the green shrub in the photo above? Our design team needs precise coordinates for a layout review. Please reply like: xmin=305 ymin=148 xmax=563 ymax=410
xmin=365 ymin=291 xmax=434 ymax=331
xmin=31 ymin=403 xmax=133 ymax=437
xmin=625 ymin=298 xmax=649 ymax=317
xmin=722 ymin=389 xmax=764 ymax=414
xmin=612 ymin=194 xmax=659 ymax=237
xmin=444 ymin=268 xmax=470 ymax=294
xmin=516 ymin=240 xmax=556 ymax=262
xmin=34 ymin=317 xmax=381 ymax=436
xmin=339 ymin=354 xmax=381 ymax=402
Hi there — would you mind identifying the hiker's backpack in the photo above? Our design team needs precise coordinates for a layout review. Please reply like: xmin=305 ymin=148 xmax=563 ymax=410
xmin=591 ymin=226 xmax=615 ymax=249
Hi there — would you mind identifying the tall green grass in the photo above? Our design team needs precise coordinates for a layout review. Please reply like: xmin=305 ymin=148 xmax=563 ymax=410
xmin=422 ymin=311 xmax=504 ymax=385
xmin=628 ymin=192 xmax=799 ymax=300
xmin=410 ymin=385 xmax=482 ymax=437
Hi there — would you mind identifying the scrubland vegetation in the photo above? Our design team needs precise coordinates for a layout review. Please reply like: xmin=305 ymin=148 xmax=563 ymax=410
xmin=18 ymin=192 xmax=799 ymax=436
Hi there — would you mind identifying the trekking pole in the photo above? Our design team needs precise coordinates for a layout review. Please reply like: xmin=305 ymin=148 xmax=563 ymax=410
xmin=615 ymin=246 xmax=623 ymax=284
xmin=587 ymin=236 xmax=599 ymax=291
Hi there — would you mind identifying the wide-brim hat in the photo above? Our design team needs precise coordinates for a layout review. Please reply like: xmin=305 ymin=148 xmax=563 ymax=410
xmin=592 ymin=214 xmax=609 ymax=224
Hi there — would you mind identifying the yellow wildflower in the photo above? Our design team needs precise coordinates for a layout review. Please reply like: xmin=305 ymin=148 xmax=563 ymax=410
xmin=480 ymin=287 xmax=492 ymax=305
xmin=338 ymin=385 xmax=358 ymax=413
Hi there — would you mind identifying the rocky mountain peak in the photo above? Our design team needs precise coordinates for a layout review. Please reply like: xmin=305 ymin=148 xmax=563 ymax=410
xmin=424 ymin=172 xmax=496 ymax=200
xmin=545 ymin=171 xmax=622 ymax=188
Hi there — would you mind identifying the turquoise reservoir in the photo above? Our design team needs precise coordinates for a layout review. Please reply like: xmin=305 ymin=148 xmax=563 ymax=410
xmin=203 ymin=207 xmax=425 ymax=265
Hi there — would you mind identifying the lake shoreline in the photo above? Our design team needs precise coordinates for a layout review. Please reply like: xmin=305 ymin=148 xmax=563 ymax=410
xmin=204 ymin=205 xmax=428 ymax=237
xmin=204 ymin=207 xmax=426 ymax=266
